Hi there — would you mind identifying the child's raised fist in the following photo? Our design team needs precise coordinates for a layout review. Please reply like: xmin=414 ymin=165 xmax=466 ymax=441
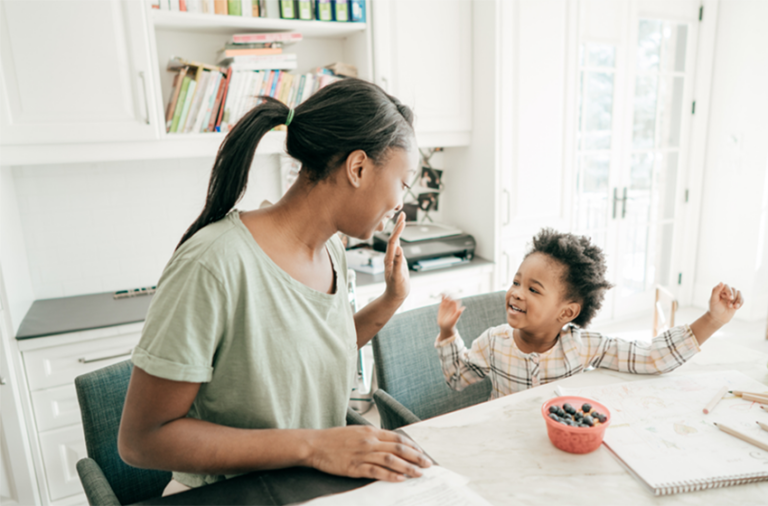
xmin=708 ymin=282 xmax=744 ymax=326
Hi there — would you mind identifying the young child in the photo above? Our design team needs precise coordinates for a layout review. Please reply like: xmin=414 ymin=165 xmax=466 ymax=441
xmin=435 ymin=228 xmax=744 ymax=398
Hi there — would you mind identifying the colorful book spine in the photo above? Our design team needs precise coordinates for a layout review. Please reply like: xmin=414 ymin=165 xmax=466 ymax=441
xmin=232 ymin=32 xmax=303 ymax=44
xmin=297 ymin=0 xmax=313 ymax=20
xmin=165 ymin=67 xmax=188 ymax=131
xmin=315 ymin=0 xmax=332 ymax=21
xmin=207 ymin=74 xmax=227 ymax=132
xmin=170 ymin=76 xmax=191 ymax=133
xmin=214 ymin=0 xmax=228 ymax=14
xmin=227 ymin=0 xmax=241 ymax=15
xmin=349 ymin=0 xmax=364 ymax=22
xmin=175 ymin=79 xmax=197 ymax=133
xmin=279 ymin=0 xmax=295 ymax=18
xmin=214 ymin=67 xmax=233 ymax=132
xmin=333 ymin=0 xmax=348 ymax=22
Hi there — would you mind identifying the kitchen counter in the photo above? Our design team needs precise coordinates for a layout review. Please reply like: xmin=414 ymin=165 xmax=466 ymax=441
xmin=16 ymin=291 xmax=154 ymax=340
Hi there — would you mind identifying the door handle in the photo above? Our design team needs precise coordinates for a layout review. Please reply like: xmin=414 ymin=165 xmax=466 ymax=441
xmin=621 ymin=187 xmax=628 ymax=219
xmin=502 ymin=188 xmax=511 ymax=226
xmin=612 ymin=188 xmax=619 ymax=219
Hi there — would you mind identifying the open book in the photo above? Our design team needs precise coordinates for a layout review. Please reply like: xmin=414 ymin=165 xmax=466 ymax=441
xmin=560 ymin=371 xmax=768 ymax=495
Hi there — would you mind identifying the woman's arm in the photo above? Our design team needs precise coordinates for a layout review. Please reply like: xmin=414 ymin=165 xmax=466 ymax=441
xmin=353 ymin=214 xmax=410 ymax=348
xmin=118 ymin=367 xmax=430 ymax=481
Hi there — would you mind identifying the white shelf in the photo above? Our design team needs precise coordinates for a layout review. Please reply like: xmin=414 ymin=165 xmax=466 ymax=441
xmin=1 ymin=131 xmax=286 ymax=166
xmin=152 ymin=10 xmax=367 ymax=38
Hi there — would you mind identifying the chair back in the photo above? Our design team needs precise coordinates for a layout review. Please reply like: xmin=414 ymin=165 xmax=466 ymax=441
xmin=373 ymin=291 xmax=507 ymax=422
xmin=653 ymin=285 xmax=678 ymax=337
xmin=75 ymin=360 xmax=171 ymax=504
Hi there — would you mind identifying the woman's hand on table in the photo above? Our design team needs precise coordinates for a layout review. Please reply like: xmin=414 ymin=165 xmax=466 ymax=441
xmin=306 ymin=425 xmax=431 ymax=482
xmin=383 ymin=213 xmax=410 ymax=305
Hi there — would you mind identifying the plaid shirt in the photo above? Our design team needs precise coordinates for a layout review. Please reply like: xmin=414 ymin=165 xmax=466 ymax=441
xmin=435 ymin=324 xmax=700 ymax=399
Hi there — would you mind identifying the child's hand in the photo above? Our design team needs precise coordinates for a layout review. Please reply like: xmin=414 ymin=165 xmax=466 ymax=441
xmin=437 ymin=295 xmax=465 ymax=342
xmin=708 ymin=282 xmax=744 ymax=326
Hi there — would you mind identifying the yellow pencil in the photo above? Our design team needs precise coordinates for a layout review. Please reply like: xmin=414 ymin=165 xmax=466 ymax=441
xmin=715 ymin=423 xmax=768 ymax=452
xmin=730 ymin=390 xmax=768 ymax=401
xmin=742 ymin=393 xmax=768 ymax=405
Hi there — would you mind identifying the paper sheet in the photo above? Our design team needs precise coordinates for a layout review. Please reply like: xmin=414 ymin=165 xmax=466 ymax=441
xmin=297 ymin=466 xmax=492 ymax=506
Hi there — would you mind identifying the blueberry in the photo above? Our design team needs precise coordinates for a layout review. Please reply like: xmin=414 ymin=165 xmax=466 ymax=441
xmin=574 ymin=412 xmax=583 ymax=421
xmin=583 ymin=416 xmax=594 ymax=427
xmin=596 ymin=414 xmax=607 ymax=423
xmin=563 ymin=403 xmax=576 ymax=415
xmin=563 ymin=413 xmax=573 ymax=420
xmin=556 ymin=407 xmax=565 ymax=417
xmin=582 ymin=403 xmax=592 ymax=413
xmin=549 ymin=413 xmax=559 ymax=421
xmin=549 ymin=405 xmax=559 ymax=414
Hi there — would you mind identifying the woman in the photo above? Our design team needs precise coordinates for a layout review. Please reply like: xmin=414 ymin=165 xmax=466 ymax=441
xmin=118 ymin=79 xmax=431 ymax=491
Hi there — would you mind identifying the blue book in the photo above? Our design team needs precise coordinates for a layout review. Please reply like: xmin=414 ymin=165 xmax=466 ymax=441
xmin=349 ymin=0 xmax=365 ymax=22
xmin=270 ymin=70 xmax=281 ymax=97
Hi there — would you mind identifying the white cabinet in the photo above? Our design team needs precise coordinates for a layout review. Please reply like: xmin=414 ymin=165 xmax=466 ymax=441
xmin=498 ymin=0 xmax=575 ymax=242
xmin=355 ymin=261 xmax=494 ymax=313
xmin=0 ymin=0 xmax=159 ymax=145
xmin=17 ymin=323 xmax=143 ymax=505
xmin=372 ymin=0 xmax=472 ymax=147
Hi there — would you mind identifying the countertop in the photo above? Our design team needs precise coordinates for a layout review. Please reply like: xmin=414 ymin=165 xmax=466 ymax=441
xmin=15 ymin=291 xmax=154 ymax=340
xmin=16 ymin=257 xmax=494 ymax=340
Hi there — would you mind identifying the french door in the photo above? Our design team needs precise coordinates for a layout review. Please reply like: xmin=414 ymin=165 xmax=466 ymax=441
xmin=573 ymin=1 xmax=702 ymax=320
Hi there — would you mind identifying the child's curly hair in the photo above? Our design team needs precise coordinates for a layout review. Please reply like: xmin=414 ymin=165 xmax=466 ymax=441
xmin=526 ymin=228 xmax=613 ymax=328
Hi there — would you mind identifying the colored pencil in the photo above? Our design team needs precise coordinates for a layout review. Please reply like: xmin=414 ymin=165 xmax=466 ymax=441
xmin=714 ymin=423 xmax=768 ymax=452
xmin=729 ymin=390 xmax=768 ymax=400
xmin=703 ymin=386 xmax=729 ymax=414
xmin=758 ymin=421 xmax=768 ymax=433
xmin=742 ymin=393 xmax=768 ymax=405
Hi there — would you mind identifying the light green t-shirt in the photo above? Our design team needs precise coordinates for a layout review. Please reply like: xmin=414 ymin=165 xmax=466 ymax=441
xmin=131 ymin=211 xmax=358 ymax=488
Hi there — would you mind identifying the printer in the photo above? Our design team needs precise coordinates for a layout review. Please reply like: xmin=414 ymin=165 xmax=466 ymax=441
xmin=373 ymin=223 xmax=476 ymax=271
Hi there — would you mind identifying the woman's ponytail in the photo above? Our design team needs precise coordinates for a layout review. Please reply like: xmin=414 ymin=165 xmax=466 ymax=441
xmin=176 ymin=97 xmax=290 ymax=249
xmin=177 ymin=78 xmax=414 ymax=248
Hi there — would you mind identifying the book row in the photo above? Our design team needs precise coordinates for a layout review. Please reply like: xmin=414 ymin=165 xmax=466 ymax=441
xmin=152 ymin=0 xmax=366 ymax=22
xmin=165 ymin=63 xmax=341 ymax=134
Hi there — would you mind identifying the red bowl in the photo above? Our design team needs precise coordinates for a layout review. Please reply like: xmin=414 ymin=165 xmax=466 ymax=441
xmin=541 ymin=396 xmax=611 ymax=454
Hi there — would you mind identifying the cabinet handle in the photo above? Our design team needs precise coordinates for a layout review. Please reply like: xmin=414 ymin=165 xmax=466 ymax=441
xmin=78 ymin=350 xmax=132 ymax=364
xmin=503 ymin=188 xmax=511 ymax=226
xmin=380 ymin=76 xmax=389 ymax=92
xmin=621 ymin=187 xmax=628 ymax=219
xmin=138 ymin=71 xmax=150 ymax=125
xmin=0 ymin=376 xmax=6 ymax=385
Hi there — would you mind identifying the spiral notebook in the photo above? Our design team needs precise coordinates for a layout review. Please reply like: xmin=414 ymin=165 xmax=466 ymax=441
xmin=560 ymin=371 xmax=768 ymax=496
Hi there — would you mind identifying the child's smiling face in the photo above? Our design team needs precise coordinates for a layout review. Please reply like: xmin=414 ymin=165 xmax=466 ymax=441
xmin=505 ymin=253 xmax=581 ymax=338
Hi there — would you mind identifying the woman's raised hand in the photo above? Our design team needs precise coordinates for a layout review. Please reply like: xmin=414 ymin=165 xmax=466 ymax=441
xmin=307 ymin=426 xmax=432 ymax=482
xmin=384 ymin=213 xmax=410 ymax=303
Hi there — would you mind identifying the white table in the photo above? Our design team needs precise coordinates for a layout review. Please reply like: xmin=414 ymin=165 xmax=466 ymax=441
xmin=404 ymin=338 xmax=768 ymax=505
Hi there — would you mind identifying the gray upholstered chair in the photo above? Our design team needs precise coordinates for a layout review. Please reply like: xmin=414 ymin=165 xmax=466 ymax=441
xmin=75 ymin=360 xmax=171 ymax=505
xmin=372 ymin=290 xmax=507 ymax=430
xmin=75 ymin=359 xmax=371 ymax=505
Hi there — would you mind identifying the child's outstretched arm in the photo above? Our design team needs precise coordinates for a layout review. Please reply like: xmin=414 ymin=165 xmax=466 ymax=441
xmin=434 ymin=296 xmax=490 ymax=391
xmin=581 ymin=282 xmax=744 ymax=374
xmin=689 ymin=282 xmax=743 ymax=345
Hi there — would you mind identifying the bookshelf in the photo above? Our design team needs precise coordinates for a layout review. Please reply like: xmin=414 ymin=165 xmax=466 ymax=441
xmin=151 ymin=9 xmax=367 ymax=37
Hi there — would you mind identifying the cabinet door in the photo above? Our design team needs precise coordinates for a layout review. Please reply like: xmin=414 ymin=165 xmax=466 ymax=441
xmin=498 ymin=0 xmax=575 ymax=239
xmin=0 ymin=307 xmax=38 ymax=506
xmin=38 ymin=425 xmax=87 ymax=502
xmin=0 ymin=0 xmax=158 ymax=145
xmin=373 ymin=0 xmax=472 ymax=144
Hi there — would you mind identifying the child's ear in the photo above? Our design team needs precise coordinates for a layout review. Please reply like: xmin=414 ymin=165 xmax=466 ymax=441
xmin=558 ymin=302 xmax=581 ymax=324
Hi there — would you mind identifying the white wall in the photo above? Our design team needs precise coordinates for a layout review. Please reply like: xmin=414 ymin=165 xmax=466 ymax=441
xmin=0 ymin=167 xmax=35 ymax=333
xmin=694 ymin=0 xmax=768 ymax=320
xmin=9 ymin=155 xmax=281 ymax=303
